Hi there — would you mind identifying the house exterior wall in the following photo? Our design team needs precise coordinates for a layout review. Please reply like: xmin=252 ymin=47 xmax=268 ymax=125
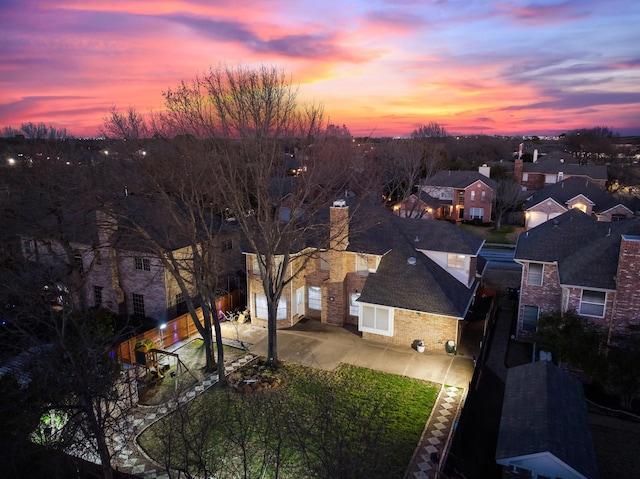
xmin=361 ymin=308 xmax=459 ymax=350
xmin=595 ymin=204 xmax=633 ymax=222
xmin=463 ymin=180 xmax=494 ymax=221
xmin=395 ymin=195 xmax=434 ymax=219
xmin=118 ymin=251 xmax=169 ymax=320
xmin=525 ymin=200 xmax=566 ymax=229
xmin=611 ymin=235 xmax=640 ymax=332
xmin=517 ymin=262 xmax=563 ymax=340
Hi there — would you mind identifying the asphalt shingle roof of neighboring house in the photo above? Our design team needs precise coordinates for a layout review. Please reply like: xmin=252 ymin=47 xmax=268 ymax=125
xmin=523 ymin=176 xmax=629 ymax=214
xmin=522 ymin=158 xmax=607 ymax=181
xmin=496 ymin=360 xmax=599 ymax=479
xmin=515 ymin=208 xmax=640 ymax=289
xmin=420 ymin=170 xmax=498 ymax=190
xmin=357 ymin=240 xmax=477 ymax=318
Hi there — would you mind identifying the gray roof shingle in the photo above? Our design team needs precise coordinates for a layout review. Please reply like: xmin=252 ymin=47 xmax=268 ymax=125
xmin=522 ymin=159 xmax=607 ymax=180
xmin=421 ymin=170 xmax=498 ymax=190
xmin=496 ymin=361 xmax=599 ymax=479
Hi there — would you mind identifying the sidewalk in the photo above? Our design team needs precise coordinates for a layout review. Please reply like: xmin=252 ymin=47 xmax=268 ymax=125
xmin=109 ymin=319 xmax=477 ymax=478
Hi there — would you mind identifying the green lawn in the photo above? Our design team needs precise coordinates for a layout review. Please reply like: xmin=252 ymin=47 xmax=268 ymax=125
xmin=138 ymin=361 xmax=439 ymax=479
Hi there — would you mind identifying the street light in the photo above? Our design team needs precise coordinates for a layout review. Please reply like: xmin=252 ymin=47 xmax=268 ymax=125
xmin=159 ymin=323 xmax=167 ymax=349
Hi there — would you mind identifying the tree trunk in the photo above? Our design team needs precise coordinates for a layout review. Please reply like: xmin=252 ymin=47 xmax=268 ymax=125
xmin=200 ymin=303 xmax=217 ymax=372
xmin=86 ymin=400 xmax=114 ymax=479
xmin=213 ymin=314 xmax=227 ymax=386
xmin=267 ymin=300 xmax=278 ymax=368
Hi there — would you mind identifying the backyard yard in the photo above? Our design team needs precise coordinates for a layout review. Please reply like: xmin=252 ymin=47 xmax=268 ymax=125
xmin=138 ymin=360 xmax=439 ymax=479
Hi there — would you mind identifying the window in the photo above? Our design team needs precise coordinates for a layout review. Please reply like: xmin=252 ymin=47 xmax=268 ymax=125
xmin=457 ymin=190 xmax=465 ymax=206
xmin=360 ymin=304 xmax=393 ymax=336
xmin=522 ymin=305 xmax=539 ymax=332
xmin=255 ymin=294 xmax=287 ymax=320
xmin=74 ymin=251 xmax=84 ymax=274
xmin=132 ymin=293 xmax=145 ymax=317
xmin=612 ymin=214 xmax=626 ymax=222
xmin=176 ymin=292 xmax=187 ymax=316
xmin=134 ymin=257 xmax=150 ymax=271
xmin=447 ymin=254 xmax=465 ymax=269
xmin=23 ymin=239 xmax=34 ymax=255
xmin=94 ymin=286 xmax=103 ymax=307
xmin=481 ymin=191 xmax=486 ymax=201
xmin=470 ymin=190 xmax=476 ymax=201
xmin=294 ymin=287 xmax=304 ymax=316
xmin=580 ymin=290 xmax=606 ymax=317
xmin=356 ymin=254 xmax=369 ymax=274
xmin=221 ymin=239 xmax=233 ymax=252
xmin=308 ymin=286 xmax=321 ymax=310
xmin=545 ymin=175 xmax=556 ymax=184
xmin=527 ymin=263 xmax=543 ymax=286
xmin=522 ymin=173 xmax=529 ymax=181
xmin=252 ymin=256 xmax=261 ymax=275
xmin=320 ymin=252 xmax=330 ymax=270
xmin=469 ymin=207 xmax=484 ymax=219
xmin=350 ymin=292 xmax=361 ymax=316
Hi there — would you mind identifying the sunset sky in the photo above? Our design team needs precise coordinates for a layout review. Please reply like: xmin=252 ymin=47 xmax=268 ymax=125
xmin=1 ymin=0 xmax=639 ymax=138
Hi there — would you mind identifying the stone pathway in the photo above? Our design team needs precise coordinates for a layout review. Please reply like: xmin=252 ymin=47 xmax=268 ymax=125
xmin=110 ymin=352 xmax=257 ymax=478
xmin=405 ymin=385 xmax=465 ymax=479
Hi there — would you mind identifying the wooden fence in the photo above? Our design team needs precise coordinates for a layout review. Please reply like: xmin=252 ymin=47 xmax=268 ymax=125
xmin=115 ymin=290 xmax=242 ymax=365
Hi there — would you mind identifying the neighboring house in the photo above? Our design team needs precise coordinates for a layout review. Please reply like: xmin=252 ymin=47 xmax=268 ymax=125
xmin=19 ymin=206 xmax=243 ymax=323
xmin=244 ymin=200 xmax=486 ymax=351
xmin=496 ymin=360 xmax=599 ymax=479
xmin=523 ymin=176 xmax=633 ymax=229
xmin=514 ymin=157 xmax=607 ymax=192
xmin=419 ymin=166 xmax=498 ymax=222
xmin=392 ymin=191 xmax=441 ymax=220
xmin=513 ymin=208 xmax=640 ymax=340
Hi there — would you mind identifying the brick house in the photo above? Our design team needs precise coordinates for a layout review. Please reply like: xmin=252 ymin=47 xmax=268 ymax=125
xmin=514 ymin=208 xmax=640 ymax=341
xmin=514 ymin=157 xmax=607 ymax=192
xmin=523 ymin=176 xmax=633 ymax=229
xmin=419 ymin=166 xmax=497 ymax=223
xmin=392 ymin=191 xmax=441 ymax=220
xmin=244 ymin=200 xmax=486 ymax=351
xmin=19 ymin=208 xmax=243 ymax=323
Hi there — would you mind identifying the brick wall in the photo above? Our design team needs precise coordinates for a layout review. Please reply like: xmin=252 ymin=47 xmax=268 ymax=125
xmin=464 ymin=180 xmax=494 ymax=221
xmin=517 ymin=262 xmax=562 ymax=340
xmin=361 ymin=309 xmax=458 ymax=351
xmin=596 ymin=204 xmax=633 ymax=222
xmin=611 ymin=235 xmax=640 ymax=331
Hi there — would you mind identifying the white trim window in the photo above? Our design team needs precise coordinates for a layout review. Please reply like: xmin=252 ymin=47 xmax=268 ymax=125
xmin=308 ymin=286 xmax=321 ymax=310
xmin=360 ymin=304 xmax=393 ymax=336
xmin=447 ymin=254 xmax=465 ymax=269
xmin=579 ymin=290 xmax=606 ymax=317
xmin=470 ymin=190 xmax=476 ymax=201
xmin=132 ymin=293 xmax=145 ymax=317
xmin=349 ymin=292 xmax=361 ymax=317
xmin=522 ymin=305 xmax=539 ymax=332
xmin=469 ymin=207 xmax=484 ymax=219
xmin=356 ymin=254 xmax=369 ymax=274
xmin=294 ymin=287 xmax=304 ymax=316
xmin=527 ymin=263 xmax=543 ymax=286
xmin=255 ymin=294 xmax=287 ymax=320
xmin=134 ymin=257 xmax=151 ymax=271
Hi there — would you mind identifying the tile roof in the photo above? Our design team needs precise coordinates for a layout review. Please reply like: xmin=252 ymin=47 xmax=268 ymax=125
xmin=496 ymin=361 xmax=599 ymax=479
xmin=523 ymin=176 xmax=627 ymax=214
xmin=421 ymin=170 xmax=498 ymax=190
xmin=515 ymin=208 xmax=640 ymax=289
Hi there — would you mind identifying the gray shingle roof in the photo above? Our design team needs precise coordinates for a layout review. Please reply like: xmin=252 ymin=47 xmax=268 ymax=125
xmin=515 ymin=209 xmax=640 ymax=289
xmin=522 ymin=158 xmax=607 ymax=180
xmin=357 ymin=246 xmax=477 ymax=317
xmin=496 ymin=361 xmax=599 ymax=479
xmin=421 ymin=170 xmax=498 ymax=190
xmin=523 ymin=176 xmax=627 ymax=214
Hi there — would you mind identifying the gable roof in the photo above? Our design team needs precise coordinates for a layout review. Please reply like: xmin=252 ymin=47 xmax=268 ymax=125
xmin=421 ymin=170 xmax=498 ymax=190
xmin=357 ymin=242 xmax=477 ymax=318
xmin=522 ymin=158 xmax=607 ymax=181
xmin=496 ymin=361 xmax=599 ymax=479
xmin=515 ymin=208 xmax=640 ymax=289
xmin=523 ymin=177 xmax=628 ymax=214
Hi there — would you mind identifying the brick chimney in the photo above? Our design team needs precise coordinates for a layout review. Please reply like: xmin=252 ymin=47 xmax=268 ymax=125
xmin=514 ymin=159 xmax=524 ymax=184
xmin=323 ymin=199 xmax=349 ymax=326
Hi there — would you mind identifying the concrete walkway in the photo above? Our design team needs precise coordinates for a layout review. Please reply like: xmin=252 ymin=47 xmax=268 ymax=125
xmin=109 ymin=319 xmax=477 ymax=478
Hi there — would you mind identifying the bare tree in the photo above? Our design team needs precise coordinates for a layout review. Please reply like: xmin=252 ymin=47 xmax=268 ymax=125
xmin=410 ymin=121 xmax=448 ymax=140
xmin=149 ymin=64 xmax=364 ymax=368
xmin=493 ymin=177 xmax=525 ymax=230
xmin=100 ymin=106 xmax=149 ymax=140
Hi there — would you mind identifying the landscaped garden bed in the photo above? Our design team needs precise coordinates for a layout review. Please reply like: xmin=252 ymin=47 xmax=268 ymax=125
xmin=138 ymin=360 xmax=439 ymax=478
